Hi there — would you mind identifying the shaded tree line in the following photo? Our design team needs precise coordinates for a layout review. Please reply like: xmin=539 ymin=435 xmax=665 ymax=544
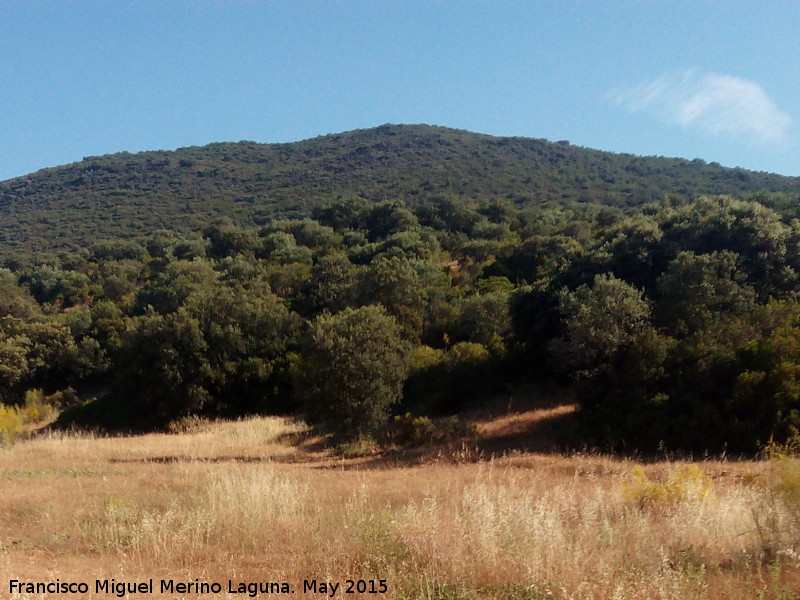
xmin=2 ymin=193 xmax=800 ymax=452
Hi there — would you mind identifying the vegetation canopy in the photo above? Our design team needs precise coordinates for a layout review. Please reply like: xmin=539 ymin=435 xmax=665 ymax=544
xmin=2 ymin=125 xmax=800 ymax=451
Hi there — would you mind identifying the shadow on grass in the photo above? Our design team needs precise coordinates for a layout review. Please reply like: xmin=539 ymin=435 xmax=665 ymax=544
xmin=309 ymin=384 xmax=585 ymax=470
xmin=50 ymin=384 xmax=587 ymax=470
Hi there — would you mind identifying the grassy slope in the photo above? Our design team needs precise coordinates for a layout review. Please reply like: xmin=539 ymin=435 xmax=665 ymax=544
xmin=2 ymin=124 xmax=799 ymax=254
xmin=2 ymin=404 xmax=798 ymax=600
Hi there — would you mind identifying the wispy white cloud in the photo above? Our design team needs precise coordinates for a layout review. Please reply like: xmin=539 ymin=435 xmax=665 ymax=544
xmin=611 ymin=70 xmax=792 ymax=145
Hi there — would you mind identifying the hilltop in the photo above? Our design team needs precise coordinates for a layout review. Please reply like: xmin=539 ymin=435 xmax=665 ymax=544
xmin=1 ymin=124 xmax=799 ymax=254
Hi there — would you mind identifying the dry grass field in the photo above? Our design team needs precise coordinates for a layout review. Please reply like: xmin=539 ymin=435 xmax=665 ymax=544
xmin=1 ymin=398 xmax=799 ymax=600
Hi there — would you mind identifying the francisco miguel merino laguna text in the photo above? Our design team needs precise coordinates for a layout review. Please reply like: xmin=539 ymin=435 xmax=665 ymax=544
xmin=9 ymin=577 xmax=387 ymax=597
xmin=9 ymin=578 xmax=292 ymax=597
xmin=10 ymin=578 xmax=294 ymax=597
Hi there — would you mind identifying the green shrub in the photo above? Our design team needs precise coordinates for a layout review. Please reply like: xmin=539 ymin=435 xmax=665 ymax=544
xmin=332 ymin=438 xmax=380 ymax=458
xmin=0 ymin=388 xmax=64 ymax=444
xmin=21 ymin=388 xmax=57 ymax=422
xmin=386 ymin=413 xmax=475 ymax=446
xmin=0 ymin=403 xmax=24 ymax=444
xmin=622 ymin=464 xmax=715 ymax=507
xmin=387 ymin=413 xmax=436 ymax=445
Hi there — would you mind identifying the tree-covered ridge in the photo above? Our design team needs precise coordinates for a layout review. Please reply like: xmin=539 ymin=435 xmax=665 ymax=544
xmin=2 ymin=124 xmax=799 ymax=256
xmin=1 ymin=192 xmax=800 ymax=453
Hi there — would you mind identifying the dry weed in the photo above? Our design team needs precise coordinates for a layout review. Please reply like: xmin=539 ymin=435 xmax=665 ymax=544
xmin=1 ymin=417 xmax=798 ymax=599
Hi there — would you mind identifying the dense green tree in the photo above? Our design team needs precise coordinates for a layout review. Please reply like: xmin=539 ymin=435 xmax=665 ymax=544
xmin=730 ymin=301 xmax=800 ymax=442
xmin=655 ymin=250 xmax=756 ymax=336
xmin=0 ymin=270 xmax=41 ymax=319
xmin=173 ymin=238 xmax=209 ymax=260
xmin=659 ymin=196 xmax=794 ymax=298
xmin=478 ymin=198 xmax=517 ymax=224
xmin=89 ymin=239 xmax=147 ymax=262
xmin=26 ymin=265 xmax=94 ymax=307
xmin=95 ymin=259 xmax=140 ymax=303
xmin=263 ymin=219 xmax=340 ymax=250
xmin=576 ymin=327 xmax=674 ymax=450
xmin=376 ymin=230 xmax=441 ymax=261
xmin=143 ymin=230 xmax=185 ymax=259
xmin=298 ymin=253 xmax=362 ymax=315
xmin=0 ymin=331 xmax=31 ymax=401
xmin=0 ymin=315 xmax=88 ymax=401
xmin=600 ymin=214 xmax=665 ymax=289
xmin=364 ymin=200 xmax=419 ymax=241
xmin=215 ymin=255 xmax=271 ymax=288
xmin=359 ymin=255 xmax=426 ymax=339
xmin=134 ymin=259 xmax=218 ymax=314
xmin=259 ymin=231 xmax=314 ymax=265
xmin=83 ymin=300 xmax=127 ymax=370
xmin=203 ymin=219 xmax=260 ymax=258
xmin=265 ymin=261 xmax=313 ymax=298
xmin=295 ymin=305 xmax=410 ymax=440
xmin=550 ymin=274 xmax=654 ymax=380
xmin=496 ymin=234 xmax=584 ymax=283
xmin=312 ymin=196 xmax=371 ymax=232
xmin=415 ymin=196 xmax=481 ymax=235
xmin=450 ymin=291 xmax=512 ymax=347
xmin=110 ymin=309 xmax=211 ymax=426
xmin=185 ymin=280 xmax=301 ymax=414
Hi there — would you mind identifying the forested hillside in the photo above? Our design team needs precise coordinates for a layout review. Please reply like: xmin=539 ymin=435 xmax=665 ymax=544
xmin=2 ymin=126 xmax=800 ymax=453
xmin=2 ymin=124 xmax=799 ymax=258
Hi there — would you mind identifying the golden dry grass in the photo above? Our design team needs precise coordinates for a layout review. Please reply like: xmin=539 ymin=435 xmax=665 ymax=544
xmin=1 ymin=411 xmax=798 ymax=600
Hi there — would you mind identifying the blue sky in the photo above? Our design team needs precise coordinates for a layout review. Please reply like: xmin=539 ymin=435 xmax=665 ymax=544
xmin=1 ymin=1 xmax=798 ymax=182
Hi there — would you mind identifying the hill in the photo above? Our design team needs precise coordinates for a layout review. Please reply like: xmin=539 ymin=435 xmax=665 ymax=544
xmin=2 ymin=124 xmax=799 ymax=254
xmin=2 ymin=127 xmax=800 ymax=456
